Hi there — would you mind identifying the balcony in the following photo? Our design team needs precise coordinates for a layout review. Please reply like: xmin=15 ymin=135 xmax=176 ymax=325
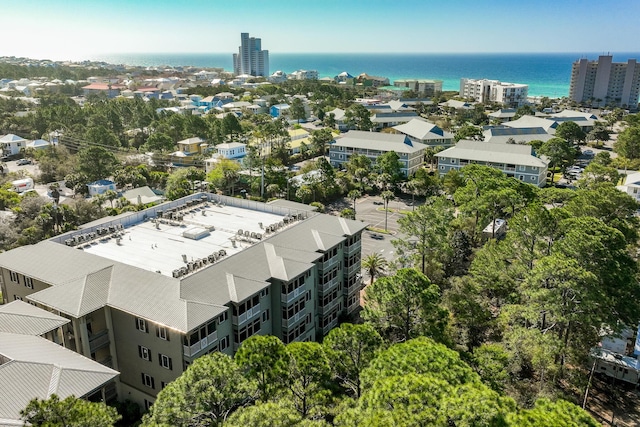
xmin=346 ymin=298 xmax=361 ymax=314
xmin=233 ymin=307 xmax=261 ymax=326
xmin=345 ymin=263 xmax=361 ymax=277
xmin=322 ymin=317 xmax=339 ymax=334
xmin=319 ymin=276 xmax=340 ymax=294
xmin=319 ymin=297 xmax=341 ymax=315
xmin=346 ymin=275 xmax=363 ymax=292
xmin=183 ymin=331 xmax=218 ymax=357
xmin=281 ymin=285 xmax=307 ymax=304
xmin=88 ymin=329 xmax=110 ymax=353
xmin=344 ymin=241 xmax=361 ymax=256
xmin=282 ymin=307 xmax=308 ymax=329
xmin=319 ymin=256 xmax=341 ymax=271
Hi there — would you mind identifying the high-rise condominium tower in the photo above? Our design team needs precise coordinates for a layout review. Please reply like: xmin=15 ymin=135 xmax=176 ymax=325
xmin=569 ymin=55 xmax=640 ymax=111
xmin=232 ymin=32 xmax=269 ymax=77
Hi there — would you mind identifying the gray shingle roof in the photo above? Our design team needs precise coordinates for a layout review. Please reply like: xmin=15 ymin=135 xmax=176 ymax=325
xmin=436 ymin=140 xmax=548 ymax=167
xmin=333 ymin=130 xmax=428 ymax=154
xmin=0 ymin=332 xmax=118 ymax=425
xmin=393 ymin=118 xmax=453 ymax=141
xmin=0 ymin=301 xmax=69 ymax=336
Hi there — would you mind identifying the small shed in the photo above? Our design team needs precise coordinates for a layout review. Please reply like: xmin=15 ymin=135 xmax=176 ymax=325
xmin=482 ymin=219 xmax=507 ymax=239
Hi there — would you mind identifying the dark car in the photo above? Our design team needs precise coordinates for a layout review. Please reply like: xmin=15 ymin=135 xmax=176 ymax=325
xmin=370 ymin=233 xmax=384 ymax=240
xmin=373 ymin=201 xmax=383 ymax=205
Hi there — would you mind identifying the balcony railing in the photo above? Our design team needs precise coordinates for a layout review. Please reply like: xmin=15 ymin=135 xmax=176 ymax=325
xmin=282 ymin=307 xmax=308 ymax=329
xmin=281 ymin=285 xmax=307 ymax=304
xmin=319 ymin=297 xmax=341 ymax=315
xmin=322 ymin=317 xmax=339 ymax=334
xmin=319 ymin=256 xmax=341 ymax=271
xmin=183 ymin=331 xmax=218 ymax=357
xmin=233 ymin=306 xmax=261 ymax=325
xmin=319 ymin=276 xmax=340 ymax=294
xmin=89 ymin=329 xmax=110 ymax=353
xmin=344 ymin=242 xmax=361 ymax=255
xmin=346 ymin=299 xmax=361 ymax=314
xmin=345 ymin=263 xmax=361 ymax=276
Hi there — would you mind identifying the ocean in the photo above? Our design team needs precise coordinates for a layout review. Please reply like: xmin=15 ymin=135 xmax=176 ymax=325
xmin=91 ymin=52 xmax=640 ymax=98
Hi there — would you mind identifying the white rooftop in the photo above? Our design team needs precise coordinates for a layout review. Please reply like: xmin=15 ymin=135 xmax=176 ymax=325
xmin=80 ymin=202 xmax=293 ymax=277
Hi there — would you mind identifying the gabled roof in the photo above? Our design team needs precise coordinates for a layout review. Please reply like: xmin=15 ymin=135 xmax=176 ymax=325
xmin=435 ymin=140 xmax=548 ymax=168
xmin=393 ymin=118 xmax=453 ymax=141
xmin=333 ymin=130 xmax=428 ymax=154
xmin=503 ymin=115 xmax=558 ymax=132
xmin=0 ymin=301 xmax=69 ymax=336
xmin=0 ymin=332 xmax=118 ymax=425
xmin=177 ymin=137 xmax=204 ymax=145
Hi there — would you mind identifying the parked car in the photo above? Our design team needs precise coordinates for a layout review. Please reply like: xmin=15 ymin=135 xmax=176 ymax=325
xmin=583 ymin=149 xmax=594 ymax=157
xmin=373 ymin=201 xmax=383 ymax=205
xmin=16 ymin=159 xmax=32 ymax=166
xmin=370 ymin=233 xmax=384 ymax=240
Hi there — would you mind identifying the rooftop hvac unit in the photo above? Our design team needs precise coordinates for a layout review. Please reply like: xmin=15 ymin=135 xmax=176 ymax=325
xmin=250 ymin=232 xmax=257 ymax=239
xmin=256 ymin=233 xmax=262 ymax=240
xmin=180 ymin=267 xmax=188 ymax=275
xmin=244 ymin=230 xmax=250 ymax=237
xmin=182 ymin=254 xmax=188 ymax=263
xmin=258 ymin=222 xmax=263 ymax=229
xmin=219 ymin=249 xmax=227 ymax=257
xmin=208 ymin=254 xmax=215 ymax=262
xmin=202 ymin=257 xmax=209 ymax=265
xmin=279 ymin=221 xmax=284 ymax=228
xmin=238 ymin=229 xmax=243 ymax=235
xmin=187 ymin=262 xmax=194 ymax=272
xmin=172 ymin=270 xmax=180 ymax=278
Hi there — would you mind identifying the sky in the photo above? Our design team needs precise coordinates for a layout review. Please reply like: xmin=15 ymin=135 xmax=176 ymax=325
xmin=2 ymin=0 xmax=639 ymax=60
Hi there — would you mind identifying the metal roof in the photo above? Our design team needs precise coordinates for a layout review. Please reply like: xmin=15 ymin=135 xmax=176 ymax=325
xmin=0 ymin=332 xmax=118 ymax=425
xmin=333 ymin=130 xmax=428 ymax=154
xmin=393 ymin=118 xmax=453 ymax=141
xmin=0 ymin=301 xmax=68 ymax=336
xmin=436 ymin=140 xmax=548 ymax=168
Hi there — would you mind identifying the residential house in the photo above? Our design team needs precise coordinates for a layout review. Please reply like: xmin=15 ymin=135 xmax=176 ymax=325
xmin=329 ymin=130 xmax=427 ymax=176
xmin=392 ymin=118 xmax=454 ymax=147
xmin=215 ymin=142 xmax=247 ymax=159
xmin=326 ymin=108 xmax=348 ymax=132
xmin=616 ymin=172 xmax=640 ymax=201
xmin=288 ymin=129 xmax=312 ymax=154
xmin=87 ymin=179 xmax=117 ymax=197
xmin=488 ymin=108 xmax=517 ymax=122
xmin=82 ymin=83 xmax=126 ymax=98
xmin=0 ymin=134 xmax=27 ymax=156
xmin=435 ymin=140 xmax=548 ymax=187
xmin=0 ymin=194 xmax=365 ymax=410
xmin=371 ymin=111 xmax=418 ymax=130
xmin=270 ymin=104 xmax=290 ymax=118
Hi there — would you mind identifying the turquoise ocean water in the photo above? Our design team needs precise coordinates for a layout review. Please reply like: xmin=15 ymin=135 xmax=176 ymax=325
xmin=92 ymin=52 xmax=640 ymax=98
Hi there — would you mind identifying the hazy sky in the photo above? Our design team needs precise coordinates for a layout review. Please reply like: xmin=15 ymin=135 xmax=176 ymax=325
xmin=2 ymin=0 xmax=639 ymax=60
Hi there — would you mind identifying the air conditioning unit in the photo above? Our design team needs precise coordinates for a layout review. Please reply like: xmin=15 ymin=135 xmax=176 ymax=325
xmin=238 ymin=229 xmax=243 ymax=235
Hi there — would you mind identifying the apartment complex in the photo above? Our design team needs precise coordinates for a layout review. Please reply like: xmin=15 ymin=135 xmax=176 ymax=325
xmin=435 ymin=140 xmax=548 ymax=187
xmin=329 ymin=130 xmax=427 ymax=177
xmin=232 ymin=32 xmax=269 ymax=77
xmin=460 ymin=78 xmax=529 ymax=107
xmin=569 ymin=55 xmax=640 ymax=111
xmin=393 ymin=79 xmax=443 ymax=96
xmin=0 ymin=194 xmax=365 ymax=410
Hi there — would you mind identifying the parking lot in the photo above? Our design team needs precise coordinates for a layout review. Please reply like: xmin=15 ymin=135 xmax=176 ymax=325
xmin=328 ymin=194 xmax=414 ymax=262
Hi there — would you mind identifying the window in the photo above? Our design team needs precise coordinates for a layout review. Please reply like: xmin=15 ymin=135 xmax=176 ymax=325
xmin=262 ymin=310 xmax=270 ymax=322
xmin=141 ymin=373 xmax=155 ymax=389
xmin=136 ymin=317 xmax=148 ymax=333
xmin=260 ymin=288 xmax=269 ymax=298
xmin=161 ymin=381 xmax=168 ymax=390
xmin=138 ymin=345 xmax=151 ymax=361
xmin=159 ymin=354 xmax=173 ymax=370
xmin=220 ymin=335 xmax=229 ymax=351
xmin=24 ymin=277 xmax=33 ymax=289
xmin=144 ymin=399 xmax=153 ymax=411
xmin=519 ymin=165 xmax=526 ymax=171
xmin=9 ymin=271 xmax=19 ymax=283
xmin=218 ymin=311 xmax=228 ymax=324
xmin=156 ymin=326 xmax=169 ymax=341
xmin=237 ymin=318 xmax=261 ymax=344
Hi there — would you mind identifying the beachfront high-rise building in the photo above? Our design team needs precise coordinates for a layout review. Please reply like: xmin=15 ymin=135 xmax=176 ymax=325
xmin=569 ymin=55 xmax=640 ymax=111
xmin=460 ymin=78 xmax=529 ymax=108
xmin=232 ymin=32 xmax=269 ymax=77
xmin=393 ymin=79 xmax=443 ymax=97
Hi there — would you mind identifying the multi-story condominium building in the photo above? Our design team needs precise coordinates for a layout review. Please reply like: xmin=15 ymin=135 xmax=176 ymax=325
xmin=460 ymin=79 xmax=529 ymax=107
xmin=232 ymin=32 xmax=269 ymax=77
xmin=569 ymin=55 xmax=640 ymax=111
xmin=329 ymin=130 xmax=427 ymax=176
xmin=0 ymin=194 xmax=365 ymax=410
xmin=289 ymin=70 xmax=319 ymax=80
xmin=394 ymin=79 xmax=443 ymax=96
xmin=393 ymin=118 xmax=455 ymax=147
xmin=435 ymin=140 xmax=548 ymax=187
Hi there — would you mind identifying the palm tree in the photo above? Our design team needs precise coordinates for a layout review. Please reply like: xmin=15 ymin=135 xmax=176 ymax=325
xmin=381 ymin=190 xmax=394 ymax=232
xmin=362 ymin=253 xmax=388 ymax=286
xmin=348 ymin=189 xmax=361 ymax=217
